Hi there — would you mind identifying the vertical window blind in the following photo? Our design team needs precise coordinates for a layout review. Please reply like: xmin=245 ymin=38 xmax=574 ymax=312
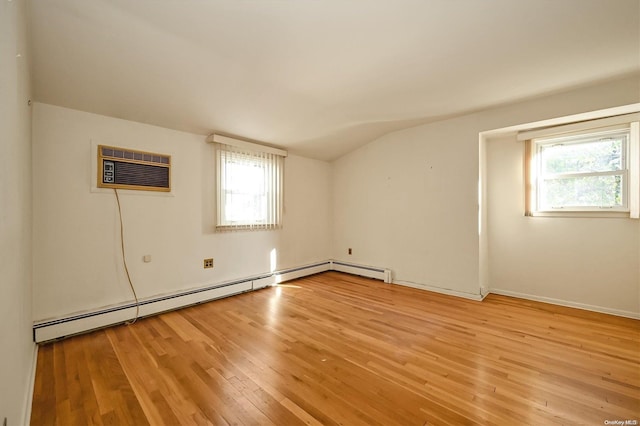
xmin=215 ymin=142 xmax=284 ymax=231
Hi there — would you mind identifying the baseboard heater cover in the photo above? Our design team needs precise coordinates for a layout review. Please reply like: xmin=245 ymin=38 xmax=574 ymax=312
xmin=33 ymin=280 xmax=253 ymax=343
xmin=32 ymin=261 xmax=390 ymax=343
xmin=331 ymin=261 xmax=392 ymax=282
xmin=33 ymin=261 xmax=334 ymax=343
xmin=37 ymin=260 xmax=491 ymax=342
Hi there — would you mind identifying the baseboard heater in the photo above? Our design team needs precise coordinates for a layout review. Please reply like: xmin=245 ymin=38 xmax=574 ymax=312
xmin=33 ymin=277 xmax=256 ymax=343
xmin=330 ymin=261 xmax=392 ymax=283
xmin=33 ymin=260 xmax=389 ymax=343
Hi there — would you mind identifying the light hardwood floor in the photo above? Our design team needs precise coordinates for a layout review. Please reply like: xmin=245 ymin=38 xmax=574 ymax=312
xmin=31 ymin=272 xmax=640 ymax=425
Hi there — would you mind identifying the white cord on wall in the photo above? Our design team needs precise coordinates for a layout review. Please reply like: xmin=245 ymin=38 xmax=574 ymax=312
xmin=113 ymin=188 xmax=140 ymax=324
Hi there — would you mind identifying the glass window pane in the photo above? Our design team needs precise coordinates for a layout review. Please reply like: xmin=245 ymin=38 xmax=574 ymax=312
xmin=540 ymin=175 xmax=623 ymax=209
xmin=225 ymin=193 xmax=266 ymax=222
xmin=225 ymin=161 xmax=265 ymax=194
xmin=216 ymin=146 xmax=282 ymax=229
xmin=540 ymin=138 xmax=623 ymax=175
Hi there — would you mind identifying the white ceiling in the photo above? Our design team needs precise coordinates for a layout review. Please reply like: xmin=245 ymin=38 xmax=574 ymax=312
xmin=29 ymin=0 xmax=640 ymax=160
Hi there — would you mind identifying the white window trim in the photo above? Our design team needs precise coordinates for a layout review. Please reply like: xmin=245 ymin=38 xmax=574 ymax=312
xmin=517 ymin=112 xmax=639 ymax=141
xmin=629 ymin=121 xmax=640 ymax=218
xmin=207 ymin=133 xmax=287 ymax=157
xmin=523 ymin=118 xmax=639 ymax=218
xmin=213 ymin=140 xmax=286 ymax=232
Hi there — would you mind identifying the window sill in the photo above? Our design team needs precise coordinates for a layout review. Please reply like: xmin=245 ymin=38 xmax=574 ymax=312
xmin=215 ymin=224 xmax=281 ymax=232
xmin=528 ymin=211 xmax=631 ymax=218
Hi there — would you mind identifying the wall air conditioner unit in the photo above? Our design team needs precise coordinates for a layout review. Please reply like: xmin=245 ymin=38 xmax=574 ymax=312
xmin=97 ymin=145 xmax=171 ymax=192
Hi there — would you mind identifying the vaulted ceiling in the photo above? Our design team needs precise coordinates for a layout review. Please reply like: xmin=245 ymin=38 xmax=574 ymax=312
xmin=29 ymin=0 xmax=639 ymax=160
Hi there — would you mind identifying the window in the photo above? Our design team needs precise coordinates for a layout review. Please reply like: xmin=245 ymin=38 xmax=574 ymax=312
xmin=215 ymin=143 xmax=284 ymax=231
xmin=534 ymin=128 xmax=629 ymax=211
xmin=523 ymin=117 xmax=639 ymax=217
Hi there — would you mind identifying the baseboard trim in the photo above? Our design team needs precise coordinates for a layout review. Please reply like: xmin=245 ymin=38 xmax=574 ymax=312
xmin=394 ymin=279 xmax=485 ymax=301
xmin=22 ymin=343 xmax=38 ymax=426
xmin=35 ymin=259 xmax=637 ymax=343
xmin=33 ymin=259 xmax=483 ymax=342
xmin=489 ymin=288 xmax=640 ymax=319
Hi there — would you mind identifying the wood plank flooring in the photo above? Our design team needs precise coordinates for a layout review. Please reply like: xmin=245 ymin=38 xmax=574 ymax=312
xmin=31 ymin=272 xmax=640 ymax=425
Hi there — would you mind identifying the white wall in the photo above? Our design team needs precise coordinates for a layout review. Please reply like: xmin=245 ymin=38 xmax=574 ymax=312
xmin=32 ymin=103 xmax=332 ymax=321
xmin=0 ymin=0 xmax=35 ymax=424
xmin=333 ymin=74 xmax=640 ymax=308
xmin=333 ymin=116 xmax=481 ymax=296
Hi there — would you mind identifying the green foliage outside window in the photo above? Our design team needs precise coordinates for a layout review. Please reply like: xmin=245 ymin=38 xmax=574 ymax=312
xmin=538 ymin=137 xmax=625 ymax=209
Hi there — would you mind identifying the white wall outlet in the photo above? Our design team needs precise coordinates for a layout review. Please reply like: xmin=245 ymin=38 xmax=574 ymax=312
xmin=143 ymin=255 xmax=152 ymax=263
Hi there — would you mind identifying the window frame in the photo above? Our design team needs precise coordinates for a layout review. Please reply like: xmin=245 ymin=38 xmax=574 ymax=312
xmin=525 ymin=122 xmax=639 ymax=218
xmin=215 ymin=144 xmax=284 ymax=232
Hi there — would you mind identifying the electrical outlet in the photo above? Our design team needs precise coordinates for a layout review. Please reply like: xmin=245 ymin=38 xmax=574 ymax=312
xmin=348 ymin=248 xmax=352 ymax=255
xmin=203 ymin=258 xmax=214 ymax=269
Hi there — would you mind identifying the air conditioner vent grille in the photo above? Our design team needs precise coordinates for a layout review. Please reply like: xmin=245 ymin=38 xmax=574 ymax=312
xmin=111 ymin=162 xmax=170 ymax=188
xmin=98 ymin=145 xmax=171 ymax=192
xmin=101 ymin=146 xmax=170 ymax=165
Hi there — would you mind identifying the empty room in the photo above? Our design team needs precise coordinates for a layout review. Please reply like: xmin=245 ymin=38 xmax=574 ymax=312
xmin=2 ymin=0 xmax=639 ymax=424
